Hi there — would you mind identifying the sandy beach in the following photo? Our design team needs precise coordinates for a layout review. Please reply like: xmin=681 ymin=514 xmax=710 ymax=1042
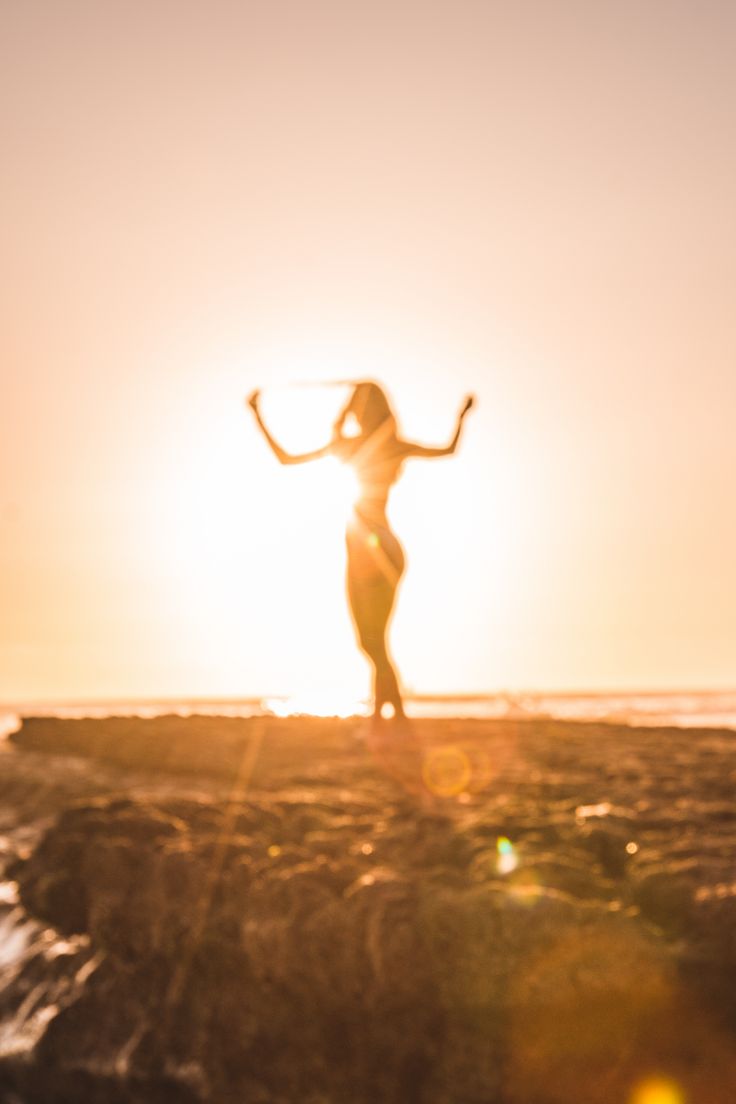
xmin=1 ymin=714 xmax=735 ymax=1102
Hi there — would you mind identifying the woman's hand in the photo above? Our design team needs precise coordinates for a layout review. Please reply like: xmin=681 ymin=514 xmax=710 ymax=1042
xmin=459 ymin=394 xmax=475 ymax=419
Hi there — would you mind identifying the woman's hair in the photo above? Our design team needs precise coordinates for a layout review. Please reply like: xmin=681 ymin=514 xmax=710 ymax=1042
xmin=334 ymin=381 xmax=398 ymax=439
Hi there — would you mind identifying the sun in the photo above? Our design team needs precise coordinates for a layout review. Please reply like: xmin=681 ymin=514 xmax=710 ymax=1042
xmin=316 ymin=455 xmax=361 ymax=522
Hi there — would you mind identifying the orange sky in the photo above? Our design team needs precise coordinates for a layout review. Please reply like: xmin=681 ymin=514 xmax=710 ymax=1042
xmin=1 ymin=1 xmax=735 ymax=702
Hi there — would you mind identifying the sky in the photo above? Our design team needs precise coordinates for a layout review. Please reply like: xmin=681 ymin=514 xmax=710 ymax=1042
xmin=1 ymin=0 xmax=735 ymax=703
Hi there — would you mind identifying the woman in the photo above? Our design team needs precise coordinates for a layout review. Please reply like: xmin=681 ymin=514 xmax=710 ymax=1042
xmin=247 ymin=382 xmax=474 ymax=722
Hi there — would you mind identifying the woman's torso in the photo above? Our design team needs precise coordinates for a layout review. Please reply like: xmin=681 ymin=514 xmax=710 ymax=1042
xmin=335 ymin=432 xmax=408 ymax=584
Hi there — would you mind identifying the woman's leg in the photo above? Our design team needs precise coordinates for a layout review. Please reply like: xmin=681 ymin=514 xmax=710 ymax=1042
xmin=373 ymin=642 xmax=405 ymax=721
xmin=347 ymin=574 xmax=405 ymax=720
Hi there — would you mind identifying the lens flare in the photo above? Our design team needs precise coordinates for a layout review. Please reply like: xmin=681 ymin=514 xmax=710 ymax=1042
xmin=421 ymin=745 xmax=472 ymax=797
xmin=496 ymin=836 xmax=518 ymax=875
xmin=630 ymin=1076 xmax=685 ymax=1104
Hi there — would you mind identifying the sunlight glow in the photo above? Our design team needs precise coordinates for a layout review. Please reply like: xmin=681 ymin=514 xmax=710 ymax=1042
xmin=134 ymin=386 xmax=372 ymax=700
xmin=262 ymin=692 xmax=368 ymax=718
xmin=322 ymin=456 xmax=362 ymax=522
xmin=630 ymin=1076 xmax=685 ymax=1104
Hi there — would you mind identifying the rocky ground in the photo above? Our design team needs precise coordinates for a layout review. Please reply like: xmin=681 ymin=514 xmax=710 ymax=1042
xmin=1 ymin=715 xmax=736 ymax=1103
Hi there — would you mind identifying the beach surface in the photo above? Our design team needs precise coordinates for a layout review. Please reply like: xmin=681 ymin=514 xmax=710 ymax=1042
xmin=1 ymin=714 xmax=735 ymax=1103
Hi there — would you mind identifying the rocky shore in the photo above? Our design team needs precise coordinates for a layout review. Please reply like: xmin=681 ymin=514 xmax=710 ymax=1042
xmin=1 ymin=715 xmax=736 ymax=1102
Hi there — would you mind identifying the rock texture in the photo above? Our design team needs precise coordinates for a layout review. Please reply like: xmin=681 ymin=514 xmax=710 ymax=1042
xmin=2 ymin=716 xmax=736 ymax=1102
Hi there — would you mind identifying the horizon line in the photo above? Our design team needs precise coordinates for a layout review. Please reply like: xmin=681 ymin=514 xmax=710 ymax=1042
xmin=3 ymin=685 xmax=736 ymax=711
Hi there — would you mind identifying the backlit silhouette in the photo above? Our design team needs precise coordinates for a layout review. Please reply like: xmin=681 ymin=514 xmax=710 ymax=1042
xmin=248 ymin=382 xmax=474 ymax=721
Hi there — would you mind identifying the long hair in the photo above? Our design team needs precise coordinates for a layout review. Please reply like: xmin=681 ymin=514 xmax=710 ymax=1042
xmin=334 ymin=381 xmax=398 ymax=442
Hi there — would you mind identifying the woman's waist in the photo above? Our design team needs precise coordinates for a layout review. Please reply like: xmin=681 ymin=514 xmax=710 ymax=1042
xmin=351 ymin=499 xmax=390 ymax=528
xmin=346 ymin=514 xmax=405 ymax=577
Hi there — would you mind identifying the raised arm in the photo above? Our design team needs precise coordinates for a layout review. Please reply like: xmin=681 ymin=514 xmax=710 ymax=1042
xmin=401 ymin=394 xmax=475 ymax=459
xmin=247 ymin=390 xmax=332 ymax=465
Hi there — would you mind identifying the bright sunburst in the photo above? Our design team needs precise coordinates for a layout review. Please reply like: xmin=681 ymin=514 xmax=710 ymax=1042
xmin=262 ymin=690 xmax=368 ymax=718
xmin=317 ymin=455 xmax=361 ymax=522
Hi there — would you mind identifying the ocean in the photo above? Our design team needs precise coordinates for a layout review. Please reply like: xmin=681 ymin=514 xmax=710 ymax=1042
xmin=2 ymin=689 xmax=736 ymax=742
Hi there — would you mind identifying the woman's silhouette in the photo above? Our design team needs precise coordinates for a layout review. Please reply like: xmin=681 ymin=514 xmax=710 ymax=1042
xmin=248 ymin=382 xmax=474 ymax=722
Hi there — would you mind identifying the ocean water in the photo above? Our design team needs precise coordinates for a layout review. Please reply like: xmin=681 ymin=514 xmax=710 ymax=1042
xmin=2 ymin=690 xmax=736 ymax=742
